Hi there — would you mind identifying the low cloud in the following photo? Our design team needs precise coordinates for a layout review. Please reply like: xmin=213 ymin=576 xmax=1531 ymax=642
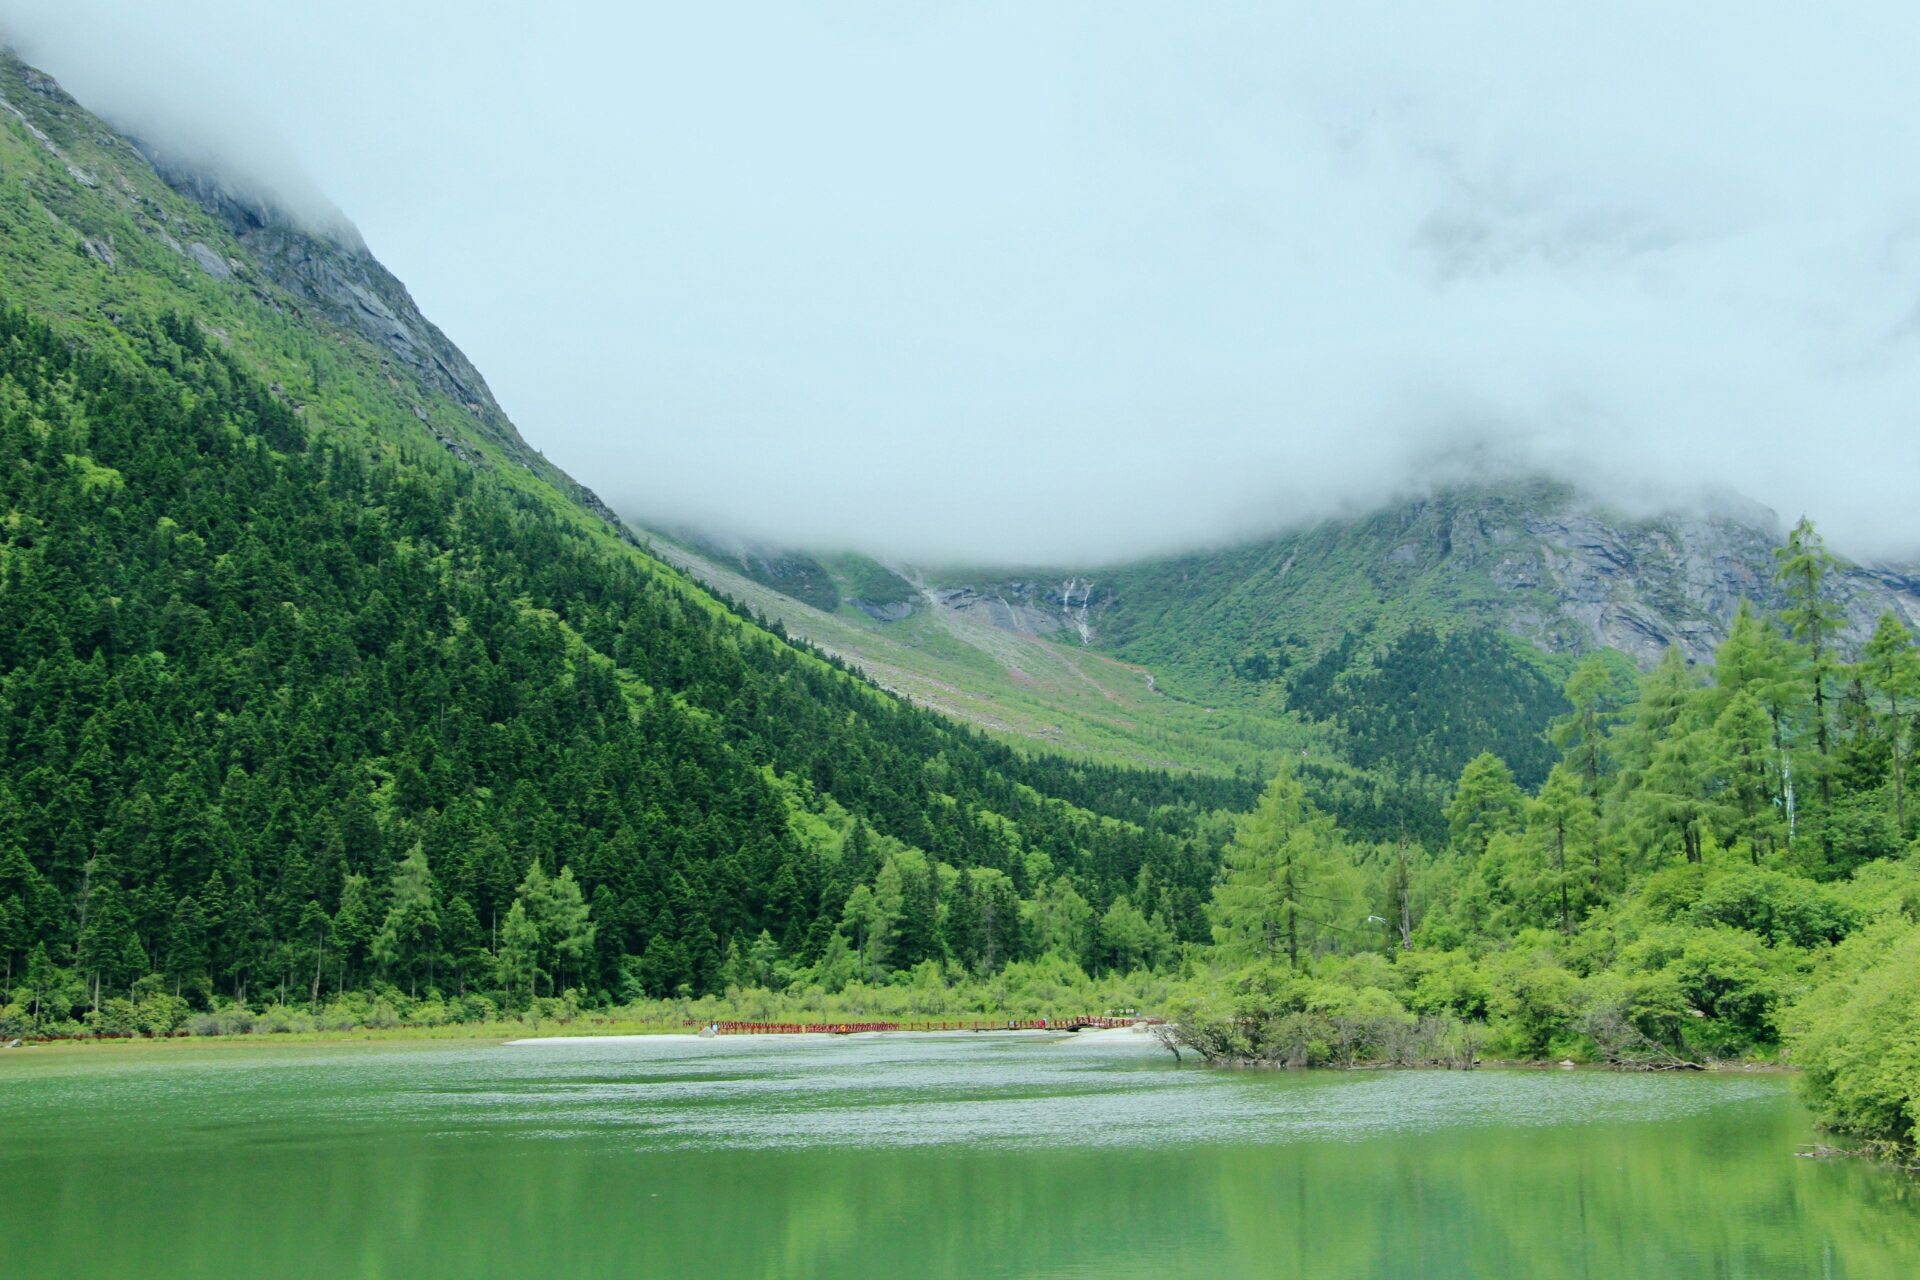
xmin=8 ymin=2 xmax=1919 ymax=564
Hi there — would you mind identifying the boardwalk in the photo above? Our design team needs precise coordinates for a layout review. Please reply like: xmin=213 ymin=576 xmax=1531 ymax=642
xmin=702 ymin=1016 xmax=1151 ymax=1035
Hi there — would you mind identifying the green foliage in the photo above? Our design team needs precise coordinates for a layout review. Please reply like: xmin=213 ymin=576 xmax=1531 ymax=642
xmin=1688 ymin=867 xmax=1855 ymax=949
xmin=1788 ymin=918 xmax=1920 ymax=1146
xmin=828 ymin=554 xmax=917 ymax=609
xmin=1210 ymin=767 xmax=1355 ymax=969
xmin=1167 ymin=540 xmax=1920 ymax=1132
xmin=1291 ymin=627 xmax=1570 ymax=787
xmin=1445 ymin=753 xmax=1526 ymax=857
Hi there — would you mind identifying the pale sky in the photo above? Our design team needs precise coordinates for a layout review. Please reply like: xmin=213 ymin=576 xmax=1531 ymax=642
xmin=7 ymin=3 xmax=1920 ymax=563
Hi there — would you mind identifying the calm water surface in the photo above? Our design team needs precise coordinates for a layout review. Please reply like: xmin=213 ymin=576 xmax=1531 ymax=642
xmin=2 ymin=1030 xmax=1914 ymax=1279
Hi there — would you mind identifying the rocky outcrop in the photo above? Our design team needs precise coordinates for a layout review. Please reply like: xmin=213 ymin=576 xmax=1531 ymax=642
xmin=931 ymin=579 xmax=1113 ymax=641
xmin=851 ymin=599 xmax=913 ymax=622
xmin=132 ymin=141 xmax=638 ymax=545
xmin=1470 ymin=504 xmax=1917 ymax=664
xmin=925 ymin=483 xmax=1920 ymax=672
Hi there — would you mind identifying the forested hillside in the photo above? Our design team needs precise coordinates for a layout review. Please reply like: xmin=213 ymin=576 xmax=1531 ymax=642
xmin=4 ymin=51 xmax=1916 ymax=1161
xmin=0 ymin=52 xmax=1249 ymax=1032
xmin=1175 ymin=521 xmax=1920 ymax=1147
xmin=914 ymin=482 xmax=1919 ymax=801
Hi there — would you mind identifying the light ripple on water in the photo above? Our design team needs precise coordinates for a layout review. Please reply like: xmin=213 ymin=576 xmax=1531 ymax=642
xmin=1 ymin=1033 xmax=1787 ymax=1155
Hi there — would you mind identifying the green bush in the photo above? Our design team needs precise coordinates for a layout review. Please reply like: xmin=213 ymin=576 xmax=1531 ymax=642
xmin=1788 ymin=921 xmax=1920 ymax=1146
xmin=1690 ymin=868 xmax=1855 ymax=949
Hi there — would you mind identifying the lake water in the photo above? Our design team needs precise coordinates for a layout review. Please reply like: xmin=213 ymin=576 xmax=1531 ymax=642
xmin=2 ymin=1029 xmax=1914 ymax=1279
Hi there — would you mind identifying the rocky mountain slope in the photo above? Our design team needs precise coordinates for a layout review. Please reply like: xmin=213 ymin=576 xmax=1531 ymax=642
xmin=653 ymin=480 xmax=1917 ymax=797
xmin=925 ymin=478 xmax=1920 ymax=677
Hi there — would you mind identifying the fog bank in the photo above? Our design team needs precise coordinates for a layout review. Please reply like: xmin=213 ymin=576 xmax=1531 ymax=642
xmin=7 ymin=2 xmax=1919 ymax=563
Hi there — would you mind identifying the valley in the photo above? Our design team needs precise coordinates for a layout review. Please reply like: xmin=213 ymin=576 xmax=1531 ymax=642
xmin=2 ymin=41 xmax=1919 ymax=1210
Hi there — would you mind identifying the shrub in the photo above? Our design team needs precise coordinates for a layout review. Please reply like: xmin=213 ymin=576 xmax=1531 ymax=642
xmin=1788 ymin=922 xmax=1920 ymax=1146
xmin=1672 ymin=930 xmax=1776 ymax=1045
xmin=1690 ymin=868 xmax=1855 ymax=948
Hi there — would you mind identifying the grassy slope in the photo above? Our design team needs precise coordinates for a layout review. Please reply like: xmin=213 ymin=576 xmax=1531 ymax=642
xmin=935 ymin=479 xmax=1598 ymax=707
xmin=641 ymin=532 xmax=1312 ymax=775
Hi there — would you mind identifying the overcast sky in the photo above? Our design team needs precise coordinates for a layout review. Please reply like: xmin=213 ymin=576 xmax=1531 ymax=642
xmin=7 ymin=3 xmax=1920 ymax=563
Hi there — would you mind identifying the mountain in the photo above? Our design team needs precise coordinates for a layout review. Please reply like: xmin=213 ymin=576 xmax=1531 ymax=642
xmin=927 ymin=478 xmax=1919 ymax=671
xmin=0 ymin=51 xmax=1249 ymax=1020
xmin=640 ymin=527 xmax=1308 ymax=775
xmin=648 ymin=481 xmax=1920 ymax=803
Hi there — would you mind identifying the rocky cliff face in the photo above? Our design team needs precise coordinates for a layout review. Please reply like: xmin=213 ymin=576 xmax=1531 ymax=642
xmin=928 ymin=578 xmax=1100 ymax=642
xmin=121 ymin=130 xmax=634 ymax=539
xmin=923 ymin=482 xmax=1920 ymax=672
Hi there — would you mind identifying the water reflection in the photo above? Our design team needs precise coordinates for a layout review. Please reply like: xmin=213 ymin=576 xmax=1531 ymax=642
xmin=1 ymin=1034 xmax=1912 ymax=1279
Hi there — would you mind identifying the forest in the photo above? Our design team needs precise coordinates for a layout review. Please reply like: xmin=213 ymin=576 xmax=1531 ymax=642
xmin=0 ymin=298 xmax=1241 ymax=1031
xmin=1170 ymin=521 xmax=1920 ymax=1151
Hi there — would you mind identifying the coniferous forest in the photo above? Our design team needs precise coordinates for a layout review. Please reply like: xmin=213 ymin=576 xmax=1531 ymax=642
xmin=0 ymin=302 xmax=1242 ymax=1021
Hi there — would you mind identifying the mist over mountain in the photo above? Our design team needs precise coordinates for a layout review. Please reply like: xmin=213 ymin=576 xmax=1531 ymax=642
xmin=7 ymin=3 xmax=1920 ymax=565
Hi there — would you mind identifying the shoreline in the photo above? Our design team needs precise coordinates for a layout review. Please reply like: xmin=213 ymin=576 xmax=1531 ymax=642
xmin=1 ymin=1023 xmax=1792 ymax=1072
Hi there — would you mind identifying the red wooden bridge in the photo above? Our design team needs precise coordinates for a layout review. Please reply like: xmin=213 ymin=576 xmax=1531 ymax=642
xmin=700 ymin=1016 xmax=1151 ymax=1035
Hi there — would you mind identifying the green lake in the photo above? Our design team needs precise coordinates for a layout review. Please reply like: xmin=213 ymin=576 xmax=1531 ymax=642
xmin=2 ymin=1031 xmax=1914 ymax=1279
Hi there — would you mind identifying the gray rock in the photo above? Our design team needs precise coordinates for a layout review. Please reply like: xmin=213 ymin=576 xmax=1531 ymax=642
xmin=138 ymin=145 xmax=639 ymax=545
xmin=187 ymin=241 xmax=230 ymax=280
xmin=853 ymin=599 xmax=914 ymax=622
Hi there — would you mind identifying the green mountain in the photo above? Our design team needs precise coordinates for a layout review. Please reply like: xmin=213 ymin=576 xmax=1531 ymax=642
xmin=928 ymin=478 xmax=1918 ymax=675
xmin=923 ymin=481 xmax=1916 ymax=785
xmin=0 ymin=52 xmax=1251 ymax=1023
xmin=651 ymin=481 xmax=1919 ymax=834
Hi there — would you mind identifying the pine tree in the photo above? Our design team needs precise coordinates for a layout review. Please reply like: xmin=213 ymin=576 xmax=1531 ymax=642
xmin=1527 ymin=764 xmax=1599 ymax=932
xmin=75 ymin=878 xmax=136 ymax=1009
xmin=165 ymin=896 xmax=209 ymax=1000
xmin=495 ymin=900 xmax=541 ymax=1006
xmin=1550 ymin=657 xmax=1618 ymax=811
xmin=442 ymin=896 xmax=486 ymax=996
xmin=1860 ymin=612 xmax=1918 ymax=836
xmin=1774 ymin=517 xmax=1842 ymax=799
xmin=1713 ymin=691 xmax=1784 ymax=861
xmin=1714 ymin=602 xmax=1804 ymax=840
xmin=1445 ymin=753 xmax=1526 ymax=858
xmin=547 ymin=867 xmax=595 ymax=996
xmin=1630 ymin=723 xmax=1724 ymax=865
xmin=296 ymin=901 xmax=331 ymax=1005
xmin=372 ymin=843 xmax=439 ymax=997
xmin=1211 ymin=766 xmax=1345 ymax=969
xmin=890 ymin=864 xmax=941 ymax=969
xmin=330 ymin=874 xmax=376 ymax=992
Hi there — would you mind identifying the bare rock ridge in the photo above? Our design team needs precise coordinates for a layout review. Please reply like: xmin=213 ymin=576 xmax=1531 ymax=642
xmin=925 ymin=483 xmax=1920 ymax=669
xmin=114 ymin=120 xmax=635 ymax=541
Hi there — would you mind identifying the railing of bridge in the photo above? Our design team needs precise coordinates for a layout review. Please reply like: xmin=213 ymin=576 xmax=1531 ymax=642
xmin=699 ymin=1016 xmax=1155 ymax=1035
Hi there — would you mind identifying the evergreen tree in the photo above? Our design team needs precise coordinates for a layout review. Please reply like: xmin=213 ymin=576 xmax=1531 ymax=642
xmin=1713 ymin=692 xmax=1784 ymax=861
xmin=1774 ymin=517 xmax=1842 ymax=798
xmin=442 ymin=896 xmax=487 ymax=997
xmin=1525 ymin=764 xmax=1599 ymax=933
xmin=1445 ymin=753 xmax=1526 ymax=858
xmin=890 ymin=864 xmax=942 ymax=969
xmin=1859 ymin=612 xmax=1918 ymax=835
xmin=839 ymin=884 xmax=886 ymax=983
xmin=495 ymin=900 xmax=541 ymax=1006
xmin=331 ymin=875 xmax=376 ymax=992
xmin=165 ymin=896 xmax=209 ymax=1000
xmin=1211 ymin=766 xmax=1346 ymax=969
xmin=1550 ymin=656 xmax=1619 ymax=811
xmin=296 ymin=901 xmax=331 ymax=1006
xmin=547 ymin=867 xmax=595 ymax=996
xmin=372 ymin=843 xmax=439 ymax=997
xmin=75 ymin=877 xmax=136 ymax=1009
